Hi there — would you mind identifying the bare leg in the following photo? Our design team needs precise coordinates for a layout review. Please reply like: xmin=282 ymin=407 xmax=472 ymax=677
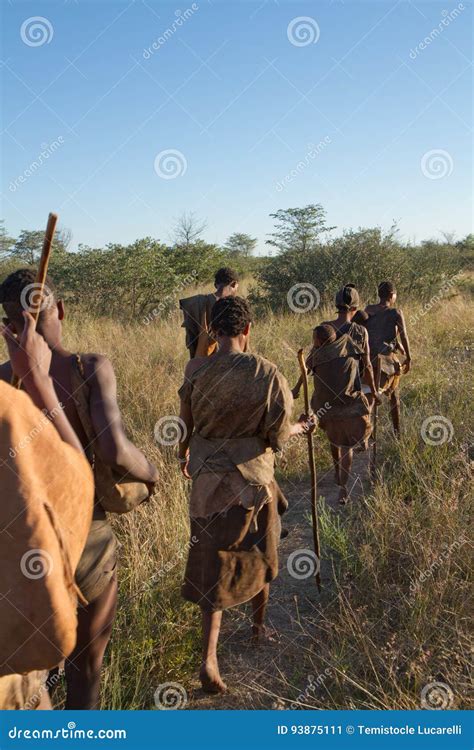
xmin=65 ymin=573 xmax=118 ymax=710
xmin=200 ymin=608 xmax=226 ymax=694
xmin=251 ymin=584 xmax=270 ymax=640
xmin=390 ymin=390 xmax=401 ymax=436
xmin=338 ymin=447 xmax=353 ymax=504
xmin=330 ymin=444 xmax=341 ymax=485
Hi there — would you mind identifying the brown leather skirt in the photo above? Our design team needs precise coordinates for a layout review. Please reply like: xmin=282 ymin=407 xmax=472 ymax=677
xmin=321 ymin=414 xmax=372 ymax=449
xmin=182 ymin=485 xmax=283 ymax=612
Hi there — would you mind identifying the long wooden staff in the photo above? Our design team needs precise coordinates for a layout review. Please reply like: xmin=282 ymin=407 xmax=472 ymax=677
xmin=11 ymin=212 xmax=58 ymax=388
xmin=370 ymin=354 xmax=382 ymax=480
xmin=297 ymin=348 xmax=322 ymax=592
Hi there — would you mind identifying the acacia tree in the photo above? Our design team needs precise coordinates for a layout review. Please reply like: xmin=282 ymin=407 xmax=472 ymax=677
xmin=223 ymin=232 xmax=257 ymax=258
xmin=9 ymin=228 xmax=70 ymax=265
xmin=266 ymin=204 xmax=334 ymax=255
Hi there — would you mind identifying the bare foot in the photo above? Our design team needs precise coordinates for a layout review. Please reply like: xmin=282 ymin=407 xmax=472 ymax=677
xmin=338 ymin=487 xmax=349 ymax=505
xmin=199 ymin=660 xmax=227 ymax=694
xmin=251 ymin=624 xmax=278 ymax=644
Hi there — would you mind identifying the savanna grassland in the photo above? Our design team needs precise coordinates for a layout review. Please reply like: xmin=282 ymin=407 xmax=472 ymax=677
xmin=34 ymin=278 xmax=472 ymax=711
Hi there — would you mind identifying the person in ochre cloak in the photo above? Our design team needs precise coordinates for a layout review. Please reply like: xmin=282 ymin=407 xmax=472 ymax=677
xmin=179 ymin=267 xmax=239 ymax=358
xmin=177 ymin=296 xmax=314 ymax=694
xmin=0 ymin=269 xmax=159 ymax=710
xmin=292 ymin=285 xmax=381 ymax=504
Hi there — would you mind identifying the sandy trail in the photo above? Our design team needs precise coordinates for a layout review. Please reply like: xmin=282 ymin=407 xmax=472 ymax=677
xmin=186 ymin=453 xmax=370 ymax=709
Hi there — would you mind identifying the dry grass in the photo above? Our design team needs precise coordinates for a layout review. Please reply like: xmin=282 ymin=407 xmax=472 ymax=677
xmin=2 ymin=283 xmax=471 ymax=709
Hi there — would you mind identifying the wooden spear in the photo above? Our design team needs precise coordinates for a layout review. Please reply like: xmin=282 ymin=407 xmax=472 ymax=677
xmin=11 ymin=212 xmax=58 ymax=389
xmin=297 ymin=348 xmax=322 ymax=592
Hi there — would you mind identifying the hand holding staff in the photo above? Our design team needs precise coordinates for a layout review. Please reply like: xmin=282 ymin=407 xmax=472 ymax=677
xmin=11 ymin=212 xmax=58 ymax=389
xmin=297 ymin=348 xmax=322 ymax=592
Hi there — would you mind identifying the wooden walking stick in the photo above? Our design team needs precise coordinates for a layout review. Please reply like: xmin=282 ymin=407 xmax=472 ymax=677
xmin=370 ymin=354 xmax=382 ymax=480
xmin=11 ymin=212 xmax=58 ymax=389
xmin=297 ymin=348 xmax=322 ymax=592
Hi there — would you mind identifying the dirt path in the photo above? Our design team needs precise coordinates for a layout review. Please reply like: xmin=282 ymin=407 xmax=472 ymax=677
xmin=186 ymin=453 xmax=370 ymax=709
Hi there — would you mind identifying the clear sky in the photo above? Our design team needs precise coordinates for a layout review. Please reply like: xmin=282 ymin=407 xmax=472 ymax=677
xmin=1 ymin=0 xmax=472 ymax=253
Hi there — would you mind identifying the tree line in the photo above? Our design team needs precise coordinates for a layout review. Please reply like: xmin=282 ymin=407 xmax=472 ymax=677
xmin=1 ymin=205 xmax=472 ymax=320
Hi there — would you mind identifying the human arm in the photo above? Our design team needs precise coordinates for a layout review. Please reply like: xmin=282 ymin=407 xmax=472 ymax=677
xmin=396 ymin=310 xmax=411 ymax=372
xmin=85 ymin=354 xmax=159 ymax=484
xmin=1 ymin=312 xmax=83 ymax=453
xmin=361 ymin=330 xmax=382 ymax=404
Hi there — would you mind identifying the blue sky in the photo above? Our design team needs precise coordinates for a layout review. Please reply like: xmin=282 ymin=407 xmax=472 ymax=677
xmin=1 ymin=0 xmax=472 ymax=253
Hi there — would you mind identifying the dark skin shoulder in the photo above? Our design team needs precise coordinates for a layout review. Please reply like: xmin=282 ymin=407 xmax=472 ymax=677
xmin=1 ymin=350 xmax=158 ymax=483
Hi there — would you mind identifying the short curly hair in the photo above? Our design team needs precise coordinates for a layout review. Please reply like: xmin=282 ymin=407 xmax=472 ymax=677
xmin=214 ymin=267 xmax=239 ymax=288
xmin=378 ymin=281 xmax=396 ymax=299
xmin=0 ymin=268 xmax=57 ymax=323
xmin=210 ymin=296 xmax=252 ymax=337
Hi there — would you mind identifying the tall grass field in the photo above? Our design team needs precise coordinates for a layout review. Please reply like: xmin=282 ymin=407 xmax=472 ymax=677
xmin=21 ymin=278 xmax=470 ymax=711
